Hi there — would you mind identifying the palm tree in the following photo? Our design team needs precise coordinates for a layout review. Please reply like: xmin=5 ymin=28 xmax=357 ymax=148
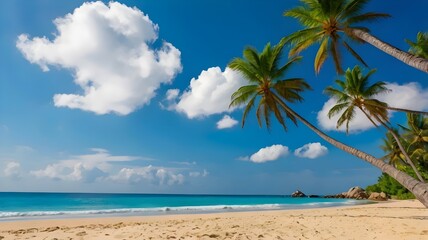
xmin=406 ymin=32 xmax=428 ymax=59
xmin=229 ymin=40 xmax=428 ymax=207
xmin=381 ymin=131 xmax=405 ymax=167
xmin=229 ymin=43 xmax=310 ymax=130
xmin=325 ymin=66 xmax=425 ymax=182
xmin=284 ymin=0 xmax=428 ymax=74
xmin=401 ymin=113 xmax=428 ymax=166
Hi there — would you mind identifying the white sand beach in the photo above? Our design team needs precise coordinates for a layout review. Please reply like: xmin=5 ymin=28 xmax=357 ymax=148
xmin=0 ymin=200 xmax=427 ymax=239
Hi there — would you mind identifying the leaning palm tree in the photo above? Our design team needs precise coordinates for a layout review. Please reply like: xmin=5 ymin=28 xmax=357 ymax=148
xmin=284 ymin=0 xmax=428 ymax=74
xmin=325 ymin=66 xmax=425 ymax=182
xmin=406 ymin=32 xmax=428 ymax=59
xmin=229 ymin=40 xmax=428 ymax=206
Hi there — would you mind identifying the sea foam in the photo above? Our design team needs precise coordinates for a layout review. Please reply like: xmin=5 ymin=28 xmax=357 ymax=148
xmin=0 ymin=201 xmax=362 ymax=220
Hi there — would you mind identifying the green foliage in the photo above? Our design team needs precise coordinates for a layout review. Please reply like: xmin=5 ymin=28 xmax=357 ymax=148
xmin=380 ymin=131 xmax=406 ymax=167
xmin=324 ymin=65 xmax=390 ymax=133
xmin=284 ymin=0 xmax=390 ymax=73
xmin=406 ymin=32 xmax=428 ymax=59
xmin=228 ymin=40 xmax=311 ymax=130
xmin=366 ymin=172 xmax=415 ymax=199
xmin=369 ymin=114 xmax=428 ymax=199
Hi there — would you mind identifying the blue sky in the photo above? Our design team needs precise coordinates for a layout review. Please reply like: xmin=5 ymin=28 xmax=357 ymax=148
xmin=0 ymin=0 xmax=427 ymax=195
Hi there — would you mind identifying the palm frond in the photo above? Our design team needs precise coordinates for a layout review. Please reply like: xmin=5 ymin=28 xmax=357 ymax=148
xmin=241 ymin=95 xmax=257 ymax=127
xmin=406 ymin=32 xmax=428 ymax=59
xmin=342 ymin=40 xmax=368 ymax=67
xmin=283 ymin=27 xmax=324 ymax=46
xmin=358 ymin=102 xmax=388 ymax=127
xmin=243 ymin=47 xmax=261 ymax=68
xmin=284 ymin=6 xmax=323 ymax=27
xmin=255 ymin=97 xmax=265 ymax=128
xmin=314 ymin=38 xmax=329 ymax=73
xmin=263 ymin=97 xmax=272 ymax=130
xmin=363 ymin=81 xmax=389 ymax=97
xmin=329 ymin=33 xmax=343 ymax=74
xmin=339 ymin=0 xmax=370 ymax=19
xmin=228 ymin=58 xmax=261 ymax=83
xmin=274 ymin=78 xmax=311 ymax=103
xmin=324 ymin=86 xmax=350 ymax=102
xmin=284 ymin=0 xmax=388 ymax=74
xmin=267 ymin=95 xmax=287 ymax=130
xmin=269 ymin=41 xmax=286 ymax=75
xmin=346 ymin=12 xmax=391 ymax=25
xmin=230 ymin=85 xmax=259 ymax=108
xmin=327 ymin=102 xmax=350 ymax=119
xmin=337 ymin=105 xmax=355 ymax=134
xmin=289 ymin=32 xmax=325 ymax=56
xmin=273 ymin=56 xmax=302 ymax=80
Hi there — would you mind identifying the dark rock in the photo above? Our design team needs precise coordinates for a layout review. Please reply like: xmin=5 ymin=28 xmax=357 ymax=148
xmin=324 ymin=193 xmax=345 ymax=198
xmin=291 ymin=190 xmax=307 ymax=198
xmin=308 ymin=195 xmax=320 ymax=198
xmin=323 ymin=195 xmax=334 ymax=198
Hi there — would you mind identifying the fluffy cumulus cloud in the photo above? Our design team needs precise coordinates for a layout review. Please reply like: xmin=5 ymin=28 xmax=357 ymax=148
xmin=216 ymin=115 xmax=239 ymax=129
xmin=294 ymin=142 xmax=328 ymax=159
xmin=30 ymin=148 xmax=140 ymax=182
xmin=109 ymin=166 xmax=184 ymax=185
xmin=30 ymin=149 xmax=206 ymax=186
xmin=167 ymin=67 xmax=246 ymax=118
xmin=241 ymin=144 xmax=289 ymax=163
xmin=4 ymin=162 xmax=22 ymax=179
xmin=380 ymin=82 xmax=428 ymax=111
xmin=17 ymin=1 xmax=182 ymax=115
xmin=317 ymin=82 xmax=428 ymax=133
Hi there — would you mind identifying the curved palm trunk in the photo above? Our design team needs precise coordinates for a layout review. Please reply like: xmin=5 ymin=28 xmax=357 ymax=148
xmin=350 ymin=29 xmax=428 ymax=74
xmin=379 ymin=120 xmax=425 ymax=182
xmin=358 ymin=107 xmax=425 ymax=182
xmin=364 ymin=102 xmax=428 ymax=115
xmin=272 ymin=95 xmax=428 ymax=207
xmin=384 ymin=106 xmax=428 ymax=115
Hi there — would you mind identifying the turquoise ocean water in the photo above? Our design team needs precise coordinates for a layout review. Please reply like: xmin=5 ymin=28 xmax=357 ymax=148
xmin=0 ymin=192 xmax=369 ymax=221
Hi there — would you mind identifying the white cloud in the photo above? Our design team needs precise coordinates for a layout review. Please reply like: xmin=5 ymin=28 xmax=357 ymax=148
xmin=380 ymin=82 xmax=428 ymax=111
xmin=159 ymin=89 xmax=180 ymax=110
xmin=294 ymin=142 xmax=328 ymax=159
xmin=166 ymin=89 xmax=180 ymax=101
xmin=317 ymin=98 xmax=372 ymax=133
xmin=242 ymin=144 xmax=289 ymax=163
xmin=317 ymin=82 xmax=428 ymax=133
xmin=216 ymin=115 xmax=239 ymax=129
xmin=110 ymin=166 xmax=184 ymax=185
xmin=189 ymin=169 xmax=209 ymax=177
xmin=31 ymin=148 xmax=141 ymax=182
xmin=4 ymin=162 xmax=22 ymax=179
xmin=30 ymin=149 xmax=193 ymax=186
xmin=169 ymin=67 xmax=246 ymax=118
xmin=156 ymin=168 xmax=184 ymax=185
xmin=17 ymin=1 xmax=182 ymax=115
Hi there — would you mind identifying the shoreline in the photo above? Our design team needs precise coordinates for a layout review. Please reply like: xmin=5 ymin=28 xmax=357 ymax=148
xmin=0 ymin=198 xmax=369 ymax=222
xmin=0 ymin=200 xmax=427 ymax=239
